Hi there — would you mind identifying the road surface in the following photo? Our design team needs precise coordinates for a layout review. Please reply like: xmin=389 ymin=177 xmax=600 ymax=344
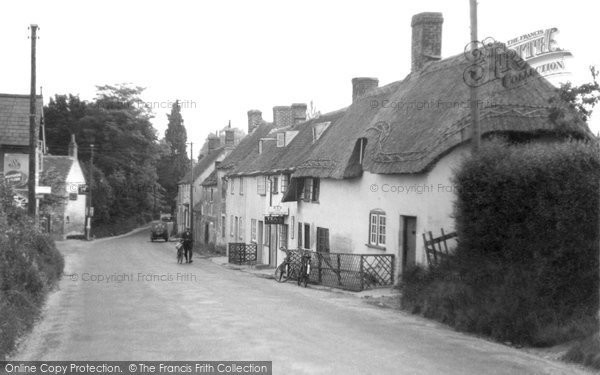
xmin=11 ymin=229 xmax=592 ymax=374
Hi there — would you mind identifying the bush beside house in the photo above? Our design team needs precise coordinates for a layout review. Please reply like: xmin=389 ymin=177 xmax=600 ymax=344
xmin=0 ymin=181 xmax=64 ymax=360
xmin=401 ymin=139 xmax=599 ymax=347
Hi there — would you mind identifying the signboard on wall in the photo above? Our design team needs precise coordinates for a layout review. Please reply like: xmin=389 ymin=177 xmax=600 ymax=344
xmin=264 ymin=216 xmax=284 ymax=225
xmin=4 ymin=153 xmax=29 ymax=189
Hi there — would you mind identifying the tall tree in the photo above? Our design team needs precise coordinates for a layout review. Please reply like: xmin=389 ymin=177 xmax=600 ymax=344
xmin=165 ymin=100 xmax=187 ymax=155
xmin=158 ymin=100 xmax=190 ymax=215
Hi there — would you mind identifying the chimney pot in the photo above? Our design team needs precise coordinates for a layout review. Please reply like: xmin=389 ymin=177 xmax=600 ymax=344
xmin=207 ymin=135 xmax=220 ymax=154
xmin=273 ymin=106 xmax=293 ymax=128
xmin=68 ymin=134 xmax=78 ymax=159
xmin=411 ymin=12 xmax=444 ymax=72
xmin=352 ymin=77 xmax=379 ymax=103
xmin=247 ymin=110 xmax=262 ymax=134
xmin=291 ymin=103 xmax=307 ymax=124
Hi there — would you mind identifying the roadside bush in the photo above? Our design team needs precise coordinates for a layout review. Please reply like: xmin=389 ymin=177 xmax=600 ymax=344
xmin=564 ymin=333 xmax=600 ymax=370
xmin=0 ymin=181 xmax=64 ymax=360
xmin=401 ymin=138 xmax=599 ymax=346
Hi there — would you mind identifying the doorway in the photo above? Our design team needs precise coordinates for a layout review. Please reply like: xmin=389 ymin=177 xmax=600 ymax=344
xmin=257 ymin=220 xmax=264 ymax=264
xmin=204 ymin=223 xmax=209 ymax=244
xmin=401 ymin=216 xmax=417 ymax=274
xmin=269 ymin=224 xmax=278 ymax=267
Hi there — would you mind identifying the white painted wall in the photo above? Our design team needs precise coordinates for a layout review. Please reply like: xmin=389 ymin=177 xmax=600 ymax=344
xmin=294 ymin=144 xmax=469 ymax=280
xmin=63 ymin=159 xmax=87 ymax=237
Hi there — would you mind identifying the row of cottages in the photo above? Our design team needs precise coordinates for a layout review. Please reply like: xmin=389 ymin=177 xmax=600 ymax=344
xmin=176 ymin=124 xmax=243 ymax=238
xmin=212 ymin=11 xmax=590 ymax=281
xmin=0 ymin=93 xmax=87 ymax=238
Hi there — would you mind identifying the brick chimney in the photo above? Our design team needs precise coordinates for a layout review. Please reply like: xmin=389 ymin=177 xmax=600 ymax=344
xmin=68 ymin=134 xmax=78 ymax=160
xmin=352 ymin=78 xmax=379 ymax=103
xmin=273 ymin=106 xmax=293 ymax=128
xmin=291 ymin=103 xmax=307 ymax=124
xmin=247 ymin=110 xmax=262 ymax=134
xmin=207 ymin=135 xmax=220 ymax=154
xmin=411 ymin=12 xmax=443 ymax=72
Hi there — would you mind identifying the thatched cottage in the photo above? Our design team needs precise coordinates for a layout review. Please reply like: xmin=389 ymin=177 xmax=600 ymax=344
xmin=215 ymin=12 xmax=590 ymax=280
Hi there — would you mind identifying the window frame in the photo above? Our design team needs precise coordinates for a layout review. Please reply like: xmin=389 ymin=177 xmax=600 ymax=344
xmin=251 ymin=219 xmax=257 ymax=242
xmin=368 ymin=210 xmax=386 ymax=248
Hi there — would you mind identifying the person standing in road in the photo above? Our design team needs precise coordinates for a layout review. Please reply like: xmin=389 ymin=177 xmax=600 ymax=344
xmin=181 ymin=228 xmax=194 ymax=263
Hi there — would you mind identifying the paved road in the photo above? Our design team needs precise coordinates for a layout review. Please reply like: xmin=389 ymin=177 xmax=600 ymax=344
xmin=12 ymin=229 xmax=592 ymax=374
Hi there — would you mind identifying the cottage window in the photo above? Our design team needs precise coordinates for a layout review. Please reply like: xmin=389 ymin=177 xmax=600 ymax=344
xmin=257 ymin=176 xmax=266 ymax=195
xmin=239 ymin=177 xmax=244 ymax=195
xmin=291 ymin=216 xmax=295 ymax=239
xmin=281 ymin=175 xmax=290 ymax=193
xmin=230 ymin=215 xmax=234 ymax=237
xmin=277 ymin=133 xmax=285 ymax=147
xmin=271 ymin=176 xmax=279 ymax=194
xmin=210 ymin=188 xmax=214 ymax=202
xmin=303 ymin=178 xmax=313 ymax=202
xmin=297 ymin=222 xmax=302 ymax=248
xmin=239 ymin=217 xmax=243 ymax=241
xmin=251 ymin=219 xmax=257 ymax=242
xmin=280 ymin=224 xmax=288 ymax=250
xmin=369 ymin=210 xmax=386 ymax=248
xmin=304 ymin=223 xmax=311 ymax=249
xmin=301 ymin=178 xmax=319 ymax=202
xmin=230 ymin=179 xmax=235 ymax=195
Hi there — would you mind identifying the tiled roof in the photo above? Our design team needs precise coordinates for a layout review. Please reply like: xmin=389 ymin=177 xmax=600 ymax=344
xmin=179 ymin=147 xmax=227 ymax=184
xmin=201 ymin=170 xmax=218 ymax=186
xmin=0 ymin=94 xmax=44 ymax=147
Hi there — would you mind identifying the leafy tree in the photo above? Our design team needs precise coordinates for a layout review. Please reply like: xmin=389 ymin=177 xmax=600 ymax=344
xmin=43 ymin=84 xmax=162 ymax=232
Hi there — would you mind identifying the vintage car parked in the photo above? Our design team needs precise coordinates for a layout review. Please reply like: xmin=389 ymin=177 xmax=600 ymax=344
xmin=150 ymin=215 xmax=174 ymax=242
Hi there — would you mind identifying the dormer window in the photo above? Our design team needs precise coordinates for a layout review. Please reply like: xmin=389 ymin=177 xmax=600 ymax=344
xmin=277 ymin=133 xmax=285 ymax=147
xmin=312 ymin=121 xmax=331 ymax=143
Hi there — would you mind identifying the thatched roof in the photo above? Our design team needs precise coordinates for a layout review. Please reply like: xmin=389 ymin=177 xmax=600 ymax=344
xmin=228 ymin=49 xmax=591 ymax=179
xmin=43 ymin=155 xmax=74 ymax=193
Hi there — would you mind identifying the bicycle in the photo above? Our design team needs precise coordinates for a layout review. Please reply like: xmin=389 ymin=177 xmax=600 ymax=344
xmin=297 ymin=253 xmax=312 ymax=287
xmin=274 ymin=252 xmax=300 ymax=283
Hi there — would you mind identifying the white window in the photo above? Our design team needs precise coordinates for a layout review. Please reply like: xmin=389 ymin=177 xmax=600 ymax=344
xmin=369 ymin=210 xmax=386 ymax=247
xmin=280 ymin=224 xmax=288 ymax=250
xmin=239 ymin=217 xmax=244 ymax=241
xmin=271 ymin=176 xmax=279 ymax=194
xmin=251 ymin=219 xmax=257 ymax=242
xmin=277 ymin=133 xmax=285 ymax=147
xmin=230 ymin=215 xmax=234 ymax=237
xmin=239 ymin=177 xmax=244 ymax=195
xmin=230 ymin=178 xmax=235 ymax=195
xmin=257 ymin=176 xmax=266 ymax=195
xmin=281 ymin=175 xmax=289 ymax=193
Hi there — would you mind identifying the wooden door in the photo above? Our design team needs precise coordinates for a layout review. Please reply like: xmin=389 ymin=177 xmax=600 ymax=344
xmin=402 ymin=216 xmax=417 ymax=273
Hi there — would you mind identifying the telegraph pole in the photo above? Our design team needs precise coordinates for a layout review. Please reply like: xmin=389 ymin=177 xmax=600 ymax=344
xmin=28 ymin=24 xmax=38 ymax=219
xmin=469 ymin=0 xmax=481 ymax=153
xmin=189 ymin=142 xmax=194 ymax=241
xmin=86 ymin=144 xmax=94 ymax=240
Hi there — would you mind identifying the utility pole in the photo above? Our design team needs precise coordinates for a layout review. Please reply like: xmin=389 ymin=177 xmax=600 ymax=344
xmin=469 ymin=0 xmax=481 ymax=153
xmin=28 ymin=24 xmax=38 ymax=219
xmin=86 ymin=144 xmax=94 ymax=240
xmin=189 ymin=142 xmax=194 ymax=241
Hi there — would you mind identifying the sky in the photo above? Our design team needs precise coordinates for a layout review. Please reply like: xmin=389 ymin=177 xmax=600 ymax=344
xmin=1 ymin=0 xmax=599 ymax=156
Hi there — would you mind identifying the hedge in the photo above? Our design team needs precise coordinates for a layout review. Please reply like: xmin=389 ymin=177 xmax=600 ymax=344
xmin=0 ymin=181 xmax=64 ymax=359
xmin=401 ymin=138 xmax=599 ymax=346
